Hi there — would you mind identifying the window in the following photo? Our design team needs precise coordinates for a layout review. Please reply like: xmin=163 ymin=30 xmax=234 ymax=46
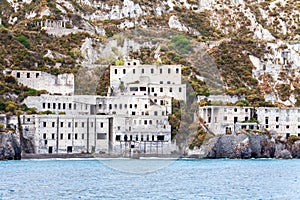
xmin=27 ymin=73 xmax=30 ymax=78
xmin=116 ymin=135 xmax=121 ymax=141
xmin=286 ymin=125 xmax=290 ymax=129
xmin=144 ymin=120 xmax=147 ymax=125
xmin=43 ymin=103 xmax=46 ymax=109
xmin=74 ymin=103 xmax=76 ymax=110
xmin=60 ymin=122 xmax=63 ymax=127
xmin=276 ymin=125 xmax=279 ymax=129
xmin=179 ymin=87 xmax=182 ymax=92
xmin=160 ymin=88 xmax=163 ymax=92
xmin=68 ymin=122 xmax=71 ymax=128
xmin=151 ymin=68 xmax=154 ymax=74
xmin=16 ymin=72 xmax=20 ymax=78
xmin=91 ymin=122 xmax=93 ymax=127
xmin=75 ymin=122 xmax=78 ymax=128
xmin=245 ymin=108 xmax=248 ymax=112
xmin=151 ymin=88 xmax=154 ymax=92
xmin=141 ymin=135 xmax=144 ymax=141
xmin=132 ymin=111 xmax=136 ymax=115
xmin=234 ymin=108 xmax=237 ymax=112
xmin=145 ymin=104 xmax=147 ymax=109
xmin=162 ymin=111 xmax=165 ymax=116
xmin=43 ymin=122 xmax=47 ymax=127
xmin=69 ymin=103 xmax=72 ymax=110
xmin=169 ymin=88 xmax=172 ymax=92
xmin=82 ymin=134 xmax=84 ymax=139
xmin=136 ymin=135 xmax=138 ymax=141
xmin=149 ymin=120 xmax=152 ymax=125
xmin=82 ymin=122 xmax=85 ymax=127
xmin=75 ymin=133 xmax=78 ymax=140
xmin=36 ymin=73 xmax=39 ymax=78
xmin=118 ymin=126 xmax=120 ymax=130
xmin=119 ymin=104 xmax=122 ymax=109
xmin=133 ymin=69 xmax=135 ymax=74
xmin=160 ymin=68 xmax=162 ymax=74
xmin=154 ymin=111 xmax=158 ymax=116
xmin=52 ymin=133 xmax=55 ymax=140
xmin=140 ymin=87 xmax=146 ymax=91
xmin=276 ymin=117 xmax=279 ymax=122
xmin=176 ymin=68 xmax=179 ymax=73
xmin=52 ymin=122 xmax=55 ymax=127
xmin=160 ymin=81 xmax=163 ymax=84
xmin=60 ymin=134 xmax=63 ymax=140
xmin=114 ymin=104 xmax=117 ymax=109
xmin=167 ymin=81 xmax=170 ymax=84
xmin=43 ymin=133 xmax=46 ymax=139
xmin=53 ymin=103 xmax=56 ymax=109
xmin=48 ymin=103 xmax=50 ymax=109
xmin=58 ymin=103 xmax=61 ymax=109
xmin=115 ymin=69 xmax=117 ymax=74
xmin=134 ymin=104 xmax=137 ymax=109
xmin=100 ymin=122 xmax=103 ymax=128
xmin=168 ymin=68 xmax=171 ymax=74
xmin=123 ymin=69 xmax=126 ymax=74
xmin=141 ymin=69 xmax=145 ymax=73
xmin=63 ymin=103 xmax=66 ymax=109
xmin=68 ymin=133 xmax=71 ymax=140
xmin=97 ymin=133 xmax=107 ymax=140
xmin=147 ymin=135 xmax=149 ymax=141
xmin=130 ymin=104 xmax=132 ymax=108
xmin=223 ymin=116 xmax=227 ymax=121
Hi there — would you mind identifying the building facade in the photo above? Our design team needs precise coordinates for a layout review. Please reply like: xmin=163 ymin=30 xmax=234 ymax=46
xmin=19 ymin=60 xmax=186 ymax=155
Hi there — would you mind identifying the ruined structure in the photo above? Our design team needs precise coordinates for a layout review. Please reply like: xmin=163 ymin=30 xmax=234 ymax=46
xmin=15 ymin=60 xmax=186 ymax=155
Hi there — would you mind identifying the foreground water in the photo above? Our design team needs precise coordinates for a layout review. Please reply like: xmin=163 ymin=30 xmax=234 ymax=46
xmin=1 ymin=158 xmax=300 ymax=200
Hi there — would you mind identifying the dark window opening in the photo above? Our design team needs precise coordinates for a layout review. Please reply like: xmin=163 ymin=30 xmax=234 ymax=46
xmin=116 ymin=135 xmax=121 ymax=141
xmin=67 ymin=146 xmax=72 ymax=153
xmin=157 ymin=135 xmax=164 ymax=141
xmin=48 ymin=146 xmax=53 ymax=154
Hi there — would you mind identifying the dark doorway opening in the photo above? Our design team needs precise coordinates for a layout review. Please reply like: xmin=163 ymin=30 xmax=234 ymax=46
xmin=48 ymin=146 xmax=53 ymax=154
xmin=67 ymin=146 xmax=72 ymax=153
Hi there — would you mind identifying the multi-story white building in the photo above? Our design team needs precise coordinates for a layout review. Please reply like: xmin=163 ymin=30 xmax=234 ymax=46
xmin=256 ymin=107 xmax=300 ymax=138
xmin=198 ymin=106 xmax=257 ymax=135
xmin=3 ymin=69 xmax=74 ymax=95
xmin=109 ymin=60 xmax=186 ymax=101
xmin=199 ymin=105 xmax=300 ymax=138
xmin=20 ymin=114 xmax=112 ymax=154
xmin=19 ymin=60 xmax=186 ymax=155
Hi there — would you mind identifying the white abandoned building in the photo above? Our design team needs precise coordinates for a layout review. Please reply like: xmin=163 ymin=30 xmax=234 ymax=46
xmin=198 ymin=105 xmax=300 ymax=139
xmin=3 ymin=69 xmax=74 ymax=95
xmin=14 ymin=60 xmax=186 ymax=155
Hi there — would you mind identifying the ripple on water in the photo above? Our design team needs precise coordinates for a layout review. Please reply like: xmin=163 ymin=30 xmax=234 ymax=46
xmin=1 ymin=159 xmax=300 ymax=199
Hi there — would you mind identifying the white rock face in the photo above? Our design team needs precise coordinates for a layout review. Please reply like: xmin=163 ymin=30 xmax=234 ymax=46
xmin=118 ymin=20 xmax=135 ymax=29
xmin=25 ymin=11 xmax=37 ymax=19
xmin=168 ymin=16 xmax=188 ymax=32
xmin=40 ymin=8 xmax=51 ymax=18
xmin=56 ymin=0 xmax=76 ymax=12
xmin=251 ymin=41 xmax=300 ymax=105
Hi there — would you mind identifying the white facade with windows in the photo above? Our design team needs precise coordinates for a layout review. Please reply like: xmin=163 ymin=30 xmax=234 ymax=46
xmin=3 ymin=69 xmax=74 ymax=95
xmin=198 ymin=106 xmax=256 ymax=135
xmin=20 ymin=114 xmax=112 ymax=154
xmin=256 ymin=107 xmax=300 ymax=138
xmin=19 ymin=60 xmax=185 ymax=155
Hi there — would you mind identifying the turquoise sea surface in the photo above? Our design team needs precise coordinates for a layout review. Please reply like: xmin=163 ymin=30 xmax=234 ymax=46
xmin=1 ymin=158 xmax=300 ymax=199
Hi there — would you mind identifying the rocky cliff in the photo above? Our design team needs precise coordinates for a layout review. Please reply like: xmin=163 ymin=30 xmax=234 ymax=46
xmin=0 ymin=131 xmax=21 ymax=160
xmin=189 ymin=133 xmax=300 ymax=159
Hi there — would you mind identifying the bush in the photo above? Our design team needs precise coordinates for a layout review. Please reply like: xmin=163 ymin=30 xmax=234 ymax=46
xmin=16 ymin=35 xmax=30 ymax=49
xmin=170 ymin=35 xmax=192 ymax=55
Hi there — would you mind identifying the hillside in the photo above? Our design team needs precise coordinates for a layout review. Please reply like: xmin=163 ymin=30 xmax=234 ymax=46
xmin=0 ymin=0 xmax=300 ymax=113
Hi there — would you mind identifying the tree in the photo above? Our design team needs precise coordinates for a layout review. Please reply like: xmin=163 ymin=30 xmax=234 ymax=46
xmin=170 ymin=35 xmax=192 ymax=55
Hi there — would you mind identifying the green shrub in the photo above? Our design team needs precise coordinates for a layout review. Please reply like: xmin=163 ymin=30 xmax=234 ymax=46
xmin=16 ymin=35 xmax=30 ymax=49
xmin=170 ymin=35 xmax=192 ymax=55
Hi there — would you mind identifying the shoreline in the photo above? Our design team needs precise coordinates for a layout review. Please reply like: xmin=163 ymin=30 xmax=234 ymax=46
xmin=20 ymin=153 xmax=184 ymax=160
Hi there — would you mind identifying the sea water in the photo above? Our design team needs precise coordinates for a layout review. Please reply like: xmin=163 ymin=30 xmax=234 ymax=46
xmin=1 ymin=158 xmax=300 ymax=199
